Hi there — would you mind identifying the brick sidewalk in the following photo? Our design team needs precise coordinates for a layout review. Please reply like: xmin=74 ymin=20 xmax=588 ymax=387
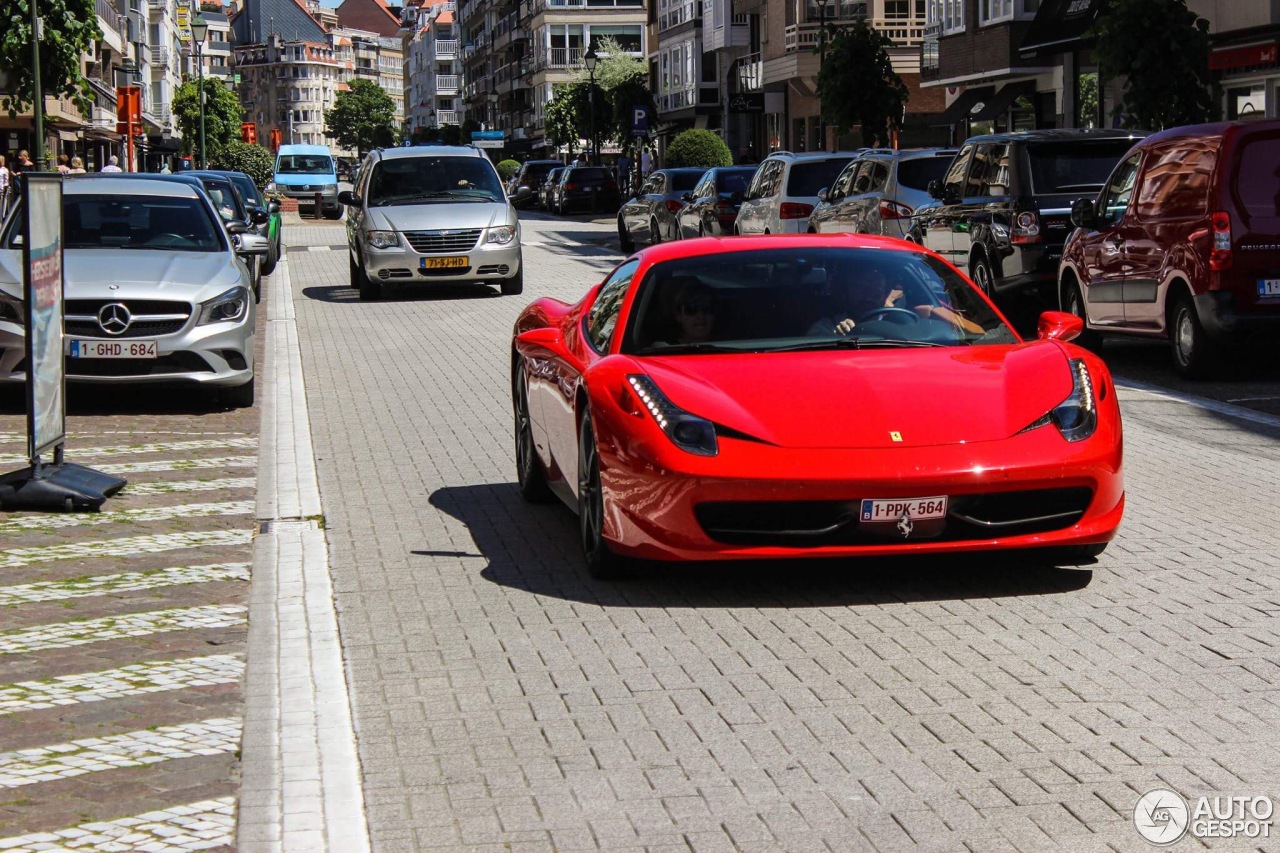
xmin=0 ymin=268 xmax=268 ymax=849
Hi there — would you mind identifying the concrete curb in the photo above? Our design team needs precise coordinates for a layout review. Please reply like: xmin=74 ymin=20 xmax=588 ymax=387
xmin=239 ymin=250 xmax=371 ymax=852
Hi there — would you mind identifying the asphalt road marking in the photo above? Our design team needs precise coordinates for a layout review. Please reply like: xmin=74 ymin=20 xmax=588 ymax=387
xmin=100 ymin=455 xmax=258 ymax=475
xmin=121 ymin=477 xmax=257 ymax=497
xmin=0 ymin=605 xmax=247 ymax=656
xmin=0 ymin=500 xmax=254 ymax=533
xmin=0 ymin=438 xmax=257 ymax=466
xmin=0 ymin=655 xmax=245 ymax=716
xmin=1116 ymin=378 xmax=1280 ymax=430
xmin=0 ymin=719 xmax=241 ymax=788
xmin=0 ymin=797 xmax=235 ymax=852
xmin=0 ymin=530 xmax=253 ymax=569
xmin=0 ymin=563 xmax=251 ymax=608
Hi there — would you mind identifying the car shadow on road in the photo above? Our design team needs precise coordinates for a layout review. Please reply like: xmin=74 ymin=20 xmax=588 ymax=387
xmin=427 ymin=483 xmax=1094 ymax=609
xmin=0 ymin=384 xmax=240 ymax=416
xmin=301 ymin=284 xmax=504 ymax=304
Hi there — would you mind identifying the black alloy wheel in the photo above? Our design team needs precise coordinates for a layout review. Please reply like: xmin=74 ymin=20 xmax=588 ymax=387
xmin=577 ymin=414 xmax=628 ymax=579
xmin=970 ymin=254 xmax=995 ymax=297
xmin=618 ymin=218 xmax=634 ymax=253
xmin=514 ymin=368 xmax=553 ymax=502
xmin=649 ymin=217 xmax=662 ymax=245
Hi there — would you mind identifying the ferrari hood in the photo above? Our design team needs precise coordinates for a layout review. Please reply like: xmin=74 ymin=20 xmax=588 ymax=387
xmin=640 ymin=344 xmax=1076 ymax=450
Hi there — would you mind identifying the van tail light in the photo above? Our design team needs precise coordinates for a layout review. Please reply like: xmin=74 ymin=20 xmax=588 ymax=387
xmin=779 ymin=202 xmax=814 ymax=220
xmin=1210 ymin=210 xmax=1233 ymax=270
xmin=715 ymin=201 xmax=737 ymax=224
xmin=1012 ymin=210 xmax=1042 ymax=244
xmin=879 ymin=199 xmax=913 ymax=220
xmin=564 ymin=182 xmax=579 ymax=191
xmin=665 ymin=200 xmax=683 ymax=213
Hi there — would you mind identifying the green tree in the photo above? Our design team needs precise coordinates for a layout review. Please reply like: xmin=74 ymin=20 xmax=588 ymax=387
xmin=664 ymin=129 xmax=732 ymax=168
xmin=571 ymin=37 xmax=654 ymax=145
xmin=210 ymin=140 xmax=275 ymax=190
xmin=172 ymin=77 xmax=244 ymax=161
xmin=544 ymin=88 xmax=580 ymax=156
xmin=324 ymin=79 xmax=396 ymax=156
xmin=1092 ymin=0 xmax=1216 ymax=129
xmin=815 ymin=23 xmax=908 ymax=147
xmin=496 ymin=159 xmax=520 ymax=180
xmin=0 ymin=0 xmax=102 ymax=120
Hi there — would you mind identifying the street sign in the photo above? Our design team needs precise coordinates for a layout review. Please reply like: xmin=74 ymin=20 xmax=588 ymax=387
xmin=473 ymin=140 xmax=504 ymax=149
xmin=630 ymin=104 xmax=651 ymax=137
xmin=472 ymin=130 xmax=505 ymax=140
xmin=23 ymin=175 xmax=64 ymax=460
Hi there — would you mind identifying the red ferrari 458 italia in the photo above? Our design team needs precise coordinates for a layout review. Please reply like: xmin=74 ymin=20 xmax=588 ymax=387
xmin=512 ymin=234 xmax=1124 ymax=577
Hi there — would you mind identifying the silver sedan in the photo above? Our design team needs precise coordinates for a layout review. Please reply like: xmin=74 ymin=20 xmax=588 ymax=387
xmin=0 ymin=176 xmax=261 ymax=407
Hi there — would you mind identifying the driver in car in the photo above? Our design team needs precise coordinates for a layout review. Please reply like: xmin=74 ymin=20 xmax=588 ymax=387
xmin=808 ymin=267 xmax=984 ymax=336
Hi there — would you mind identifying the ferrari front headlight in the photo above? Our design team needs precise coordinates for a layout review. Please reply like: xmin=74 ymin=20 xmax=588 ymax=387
xmin=627 ymin=374 xmax=718 ymax=456
xmin=1020 ymin=358 xmax=1097 ymax=442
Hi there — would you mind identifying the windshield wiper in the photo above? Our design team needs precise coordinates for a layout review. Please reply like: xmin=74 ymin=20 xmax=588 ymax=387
xmin=767 ymin=337 xmax=951 ymax=353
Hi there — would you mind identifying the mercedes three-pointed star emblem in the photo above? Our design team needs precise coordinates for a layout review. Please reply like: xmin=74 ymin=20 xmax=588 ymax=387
xmin=97 ymin=302 xmax=132 ymax=336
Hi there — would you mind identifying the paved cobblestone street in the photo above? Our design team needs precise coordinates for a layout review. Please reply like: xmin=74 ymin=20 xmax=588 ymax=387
xmin=287 ymin=214 xmax=1280 ymax=851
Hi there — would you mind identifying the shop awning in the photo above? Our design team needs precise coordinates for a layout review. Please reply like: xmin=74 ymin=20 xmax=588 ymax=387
xmin=932 ymin=87 xmax=995 ymax=126
xmin=1210 ymin=40 xmax=1280 ymax=70
xmin=1019 ymin=0 xmax=1105 ymax=57
xmin=970 ymin=81 xmax=1037 ymax=121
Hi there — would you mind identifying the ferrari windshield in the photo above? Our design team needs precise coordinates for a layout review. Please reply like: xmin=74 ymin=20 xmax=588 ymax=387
xmin=624 ymin=247 xmax=1016 ymax=354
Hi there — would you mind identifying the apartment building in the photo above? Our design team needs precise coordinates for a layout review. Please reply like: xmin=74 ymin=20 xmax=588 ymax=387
xmin=196 ymin=10 xmax=236 ymax=87
xmin=720 ymin=0 xmax=943 ymax=156
xmin=921 ymin=0 xmax=1278 ymax=144
xmin=232 ymin=0 xmax=348 ymax=148
xmin=0 ymin=0 xmax=175 ymax=170
xmin=406 ymin=0 xmax=465 ymax=135
xmin=457 ymin=0 xmax=647 ymax=154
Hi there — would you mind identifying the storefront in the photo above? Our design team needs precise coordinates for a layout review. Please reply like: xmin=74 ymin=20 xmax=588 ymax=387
xmin=1211 ymin=38 xmax=1280 ymax=119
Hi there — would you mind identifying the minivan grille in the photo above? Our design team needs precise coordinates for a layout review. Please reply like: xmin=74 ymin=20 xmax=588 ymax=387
xmin=403 ymin=229 xmax=482 ymax=253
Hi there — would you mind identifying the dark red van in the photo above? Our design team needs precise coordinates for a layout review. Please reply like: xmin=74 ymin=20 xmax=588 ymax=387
xmin=1058 ymin=120 xmax=1280 ymax=376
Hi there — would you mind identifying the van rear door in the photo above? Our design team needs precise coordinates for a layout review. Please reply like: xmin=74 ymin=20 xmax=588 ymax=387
xmin=1227 ymin=125 xmax=1280 ymax=315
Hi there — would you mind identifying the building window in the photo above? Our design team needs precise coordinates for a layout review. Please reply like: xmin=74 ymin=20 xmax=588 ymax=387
xmin=979 ymin=0 xmax=1038 ymax=23
xmin=929 ymin=0 xmax=964 ymax=33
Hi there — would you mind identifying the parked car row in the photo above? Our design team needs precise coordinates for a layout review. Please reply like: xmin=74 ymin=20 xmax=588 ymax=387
xmin=0 ymin=169 xmax=273 ymax=407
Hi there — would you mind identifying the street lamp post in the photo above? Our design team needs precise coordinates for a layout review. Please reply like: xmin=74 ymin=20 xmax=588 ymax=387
xmin=31 ymin=0 xmax=46 ymax=170
xmin=488 ymin=74 xmax=499 ymax=140
xmin=583 ymin=46 xmax=598 ymax=166
xmin=191 ymin=15 xmax=209 ymax=169
xmin=816 ymin=0 xmax=828 ymax=152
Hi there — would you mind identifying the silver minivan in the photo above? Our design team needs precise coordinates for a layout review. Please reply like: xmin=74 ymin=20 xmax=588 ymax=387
xmin=340 ymin=146 xmax=522 ymax=301
xmin=734 ymin=151 xmax=859 ymax=235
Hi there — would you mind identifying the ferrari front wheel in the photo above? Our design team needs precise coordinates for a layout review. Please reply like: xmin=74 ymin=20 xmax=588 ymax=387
xmin=577 ymin=414 xmax=629 ymax=579
xmin=514 ymin=368 xmax=553 ymax=503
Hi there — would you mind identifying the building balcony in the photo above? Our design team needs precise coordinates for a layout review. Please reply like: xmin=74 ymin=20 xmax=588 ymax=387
xmin=435 ymin=39 xmax=459 ymax=58
xmin=437 ymin=108 xmax=459 ymax=124
xmin=538 ymin=46 xmax=582 ymax=69
xmin=150 ymin=45 xmax=169 ymax=66
xmin=436 ymin=74 xmax=460 ymax=94
xmin=783 ymin=15 xmax=923 ymax=52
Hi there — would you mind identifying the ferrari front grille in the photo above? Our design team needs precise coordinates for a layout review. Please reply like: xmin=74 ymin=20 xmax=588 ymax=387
xmin=695 ymin=487 xmax=1093 ymax=547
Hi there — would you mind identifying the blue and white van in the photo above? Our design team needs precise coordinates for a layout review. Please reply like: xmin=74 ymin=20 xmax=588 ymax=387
xmin=271 ymin=144 xmax=341 ymax=219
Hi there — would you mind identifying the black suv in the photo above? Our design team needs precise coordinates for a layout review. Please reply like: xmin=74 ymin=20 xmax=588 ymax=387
xmin=907 ymin=129 xmax=1145 ymax=300
xmin=507 ymin=159 xmax=563 ymax=209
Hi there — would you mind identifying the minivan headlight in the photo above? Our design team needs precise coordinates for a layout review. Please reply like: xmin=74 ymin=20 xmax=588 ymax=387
xmin=366 ymin=230 xmax=399 ymax=249
xmin=198 ymin=287 xmax=250 ymax=326
xmin=486 ymin=225 xmax=516 ymax=245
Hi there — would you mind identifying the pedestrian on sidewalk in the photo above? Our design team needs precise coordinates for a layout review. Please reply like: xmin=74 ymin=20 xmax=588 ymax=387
xmin=56 ymin=154 xmax=71 ymax=175
xmin=640 ymin=147 xmax=653 ymax=178
xmin=0 ymin=156 xmax=9 ymax=219
xmin=68 ymin=157 xmax=87 ymax=174
xmin=101 ymin=155 xmax=123 ymax=173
